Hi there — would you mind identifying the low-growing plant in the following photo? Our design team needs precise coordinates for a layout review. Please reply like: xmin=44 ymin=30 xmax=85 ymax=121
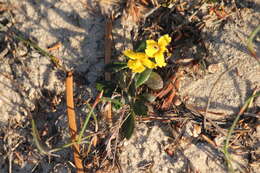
xmin=99 ymin=34 xmax=172 ymax=139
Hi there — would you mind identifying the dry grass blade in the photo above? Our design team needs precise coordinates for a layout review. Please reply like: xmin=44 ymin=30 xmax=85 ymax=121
xmin=105 ymin=107 xmax=128 ymax=167
xmin=65 ymin=71 xmax=84 ymax=173
xmin=13 ymin=32 xmax=66 ymax=72
xmin=222 ymin=89 xmax=260 ymax=173
xmin=204 ymin=60 xmax=240 ymax=129
xmin=201 ymin=134 xmax=217 ymax=148
xmin=136 ymin=115 xmax=186 ymax=122
xmin=0 ymin=73 xmax=59 ymax=158
xmin=140 ymin=0 xmax=149 ymax=5
xmin=78 ymin=91 xmax=103 ymax=144
xmin=186 ymin=104 xmax=226 ymax=135
xmin=246 ymin=24 xmax=260 ymax=65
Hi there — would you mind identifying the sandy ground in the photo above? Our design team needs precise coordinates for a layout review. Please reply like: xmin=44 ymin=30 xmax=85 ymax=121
xmin=0 ymin=0 xmax=259 ymax=172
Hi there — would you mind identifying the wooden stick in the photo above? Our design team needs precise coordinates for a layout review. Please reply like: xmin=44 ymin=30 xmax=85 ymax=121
xmin=104 ymin=17 xmax=113 ymax=81
xmin=104 ymin=17 xmax=113 ymax=123
xmin=66 ymin=71 xmax=84 ymax=173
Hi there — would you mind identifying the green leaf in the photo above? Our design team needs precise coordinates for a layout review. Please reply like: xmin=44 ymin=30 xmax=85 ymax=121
xmin=96 ymin=82 xmax=105 ymax=91
xmin=104 ymin=62 xmax=127 ymax=73
xmin=133 ymin=100 xmax=148 ymax=116
xmin=135 ymin=41 xmax=146 ymax=52
xmin=113 ymin=101 xmax=122 ymax=110
xmin=144 ymin=72 xmax=163 ymax=90
xmin=95 ymin=81 xmax=116 ymax=97
xmin=246 ymin=24 xmax=260 ymax=65
xmin=121 ymin=113 xmax=135 ymax=139
xmin=101 ymin=97 xmax=122 ymax=110
xmin=135 ymin=69 xmax=152 ymax=88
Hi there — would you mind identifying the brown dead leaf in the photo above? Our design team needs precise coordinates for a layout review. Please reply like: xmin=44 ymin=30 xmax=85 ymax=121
xmin=0 ymin=2 xmax=13 ymax=12
xmin=201 ymin=134 xmax=217 ymax=148
xmin=101 ymin=102 xmax=112 ymax=123
xmin=175 ymin=58 xmax=194 ymax=64
xmin=156 ymin=70 xmax=183 ymax=110
xmin=156 ymin=75 xmax=177 ymax=98
xmin=122 ymin=0 xmax=150 ymax=24
xmin=174 ymin=78 xmax=181 ymax=91
xmin=156 ymin=82 xmax=174 ymax=98
xmin=214 ymin=5 xmax=229 ymax=19
xmin=47 ymin=42 xmax=61 ymax=51
xmin=161 ymin=87 xmax=176 ymax=110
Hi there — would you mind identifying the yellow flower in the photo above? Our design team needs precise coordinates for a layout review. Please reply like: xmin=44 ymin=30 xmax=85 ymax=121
xmin=123 ymin=50 xmax=156 ymax=73
xmin=145 ymin=34 xmax=171 ymax=67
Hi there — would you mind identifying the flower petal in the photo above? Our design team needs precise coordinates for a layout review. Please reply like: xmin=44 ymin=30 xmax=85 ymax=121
xmin=158 ymin=34 xmax=171 ymax=48
xmin=141 ymin=57 xmax=156 ymax=69
xmin=127 ymin=59 xmax=145 ymax=73
xmin=154 ymin=53 xmax=167 ymax=67
xmin=123 ymin=50 xmax=146 ymax=60
xmin=158 ymin=46 xmax=167 ymax=54
xmin=145 ymin=40 xmax=159 ymax=57
xmin=146 ymin=40 xmax=158 ymax=45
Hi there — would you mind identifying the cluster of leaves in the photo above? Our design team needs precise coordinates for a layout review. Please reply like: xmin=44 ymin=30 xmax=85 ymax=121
xmin=98 ymin=68 xmax=163 ymax=139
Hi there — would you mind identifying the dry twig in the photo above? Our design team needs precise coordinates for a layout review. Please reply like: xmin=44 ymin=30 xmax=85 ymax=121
xmin=103 ymin=16 xmax=113 ymax=123
xmin=66 ymin=71 xmax=84 ymax=173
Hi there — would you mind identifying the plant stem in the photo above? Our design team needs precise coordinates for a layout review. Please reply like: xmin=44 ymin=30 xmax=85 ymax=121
xmin=223 ymin=91 xmax=260 ymax=172
xmin=77 ymin=91 xmax=103 ymax=144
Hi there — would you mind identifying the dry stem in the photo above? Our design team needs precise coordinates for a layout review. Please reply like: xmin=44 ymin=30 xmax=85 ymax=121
xmin=66 ymin=71 xmax=84 ymax=173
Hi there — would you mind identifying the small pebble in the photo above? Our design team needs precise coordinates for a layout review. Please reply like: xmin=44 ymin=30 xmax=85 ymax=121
xmin=256 ymin=124 xmax=260 ymax=139
xmin=208 ymin=63 xmax=222 ymax=73
xmin=173 ymin=97 xmax=182 ymax=106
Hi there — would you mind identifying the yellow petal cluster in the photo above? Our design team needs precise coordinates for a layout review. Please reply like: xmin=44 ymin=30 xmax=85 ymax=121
xmin=123 ymin=34 xmax=171 ymax=73
xmin=145 ymin=34 xmax=171 ymax=67
xmin=123 ymin=50 xmax=156 ymax=73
